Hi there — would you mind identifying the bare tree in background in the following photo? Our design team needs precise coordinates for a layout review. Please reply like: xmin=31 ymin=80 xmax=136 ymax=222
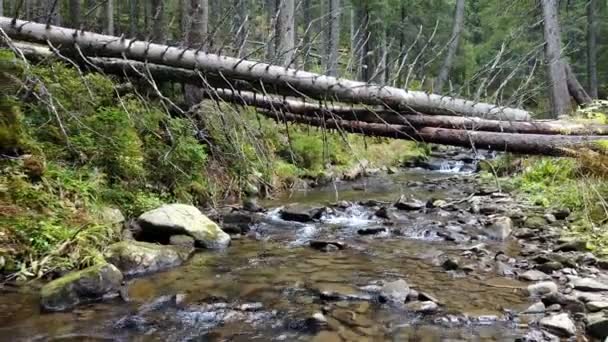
xmin=233 ymin=0 xmax=248 ymax=57
xmin=326 ymin=0 xmax=341 ymax=76
xmin=184 ymin=0 xmax=209 ymax=107
xmin=275 ymin=0 xmax=295 ymax=67
xmin=68 ymin=0 xmax=80 ymax=28
xmin=0 ymin=0 xmax=4 ymax=17
xmin=435 ymin=0 xmax=466 ymax=93
xmin=105 ymin=0 xmax=114 ymax=35
xmin=151 ymin=0 xmax=165 ymax=43
xmin=587 ymin=0 xmax=598 ymax=99
xmin=541 ymin=0 xmax=570 ymax=117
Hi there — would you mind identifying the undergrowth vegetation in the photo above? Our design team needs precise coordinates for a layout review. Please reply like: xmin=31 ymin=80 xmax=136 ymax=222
xmin=482 ymin=101 xmax=608 ymax=255
xmin=0 ymin=49 xmax=425 ymax=279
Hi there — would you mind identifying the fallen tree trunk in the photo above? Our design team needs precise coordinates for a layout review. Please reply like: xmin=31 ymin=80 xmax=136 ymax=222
xmin=257 ymin=109 xmax=606 ymax=156
xmin=565 ymin=63 xmax=593 ymax=106
xmin=207 ymin=88 xmax=608 ymax=135
xmin=0 ymin=17 xmax=531 ymax=121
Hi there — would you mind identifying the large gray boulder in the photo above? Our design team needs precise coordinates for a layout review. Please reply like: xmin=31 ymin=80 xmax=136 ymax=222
xmin=105 ymin=241 xmax=193 ymax=276
xmin=539 ymin=313 xmax=576 ymax=337
xmin=586 ymin=312 xmax=608 ymax=338
xmin=484 ymin=216 xmax=512 ymax=241
xmin=138 ymin=204 xmax=230 ymax=249
xmin=40 ymin=263 xmax=123 ymax=311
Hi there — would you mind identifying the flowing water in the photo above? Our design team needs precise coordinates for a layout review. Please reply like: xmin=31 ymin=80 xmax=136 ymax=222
xmin=0 ymin=168 xmax=538 ymax=341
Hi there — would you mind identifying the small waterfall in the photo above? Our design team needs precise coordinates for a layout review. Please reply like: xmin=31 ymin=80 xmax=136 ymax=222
xmin=439 ymin=160 xmax=466 ymax=173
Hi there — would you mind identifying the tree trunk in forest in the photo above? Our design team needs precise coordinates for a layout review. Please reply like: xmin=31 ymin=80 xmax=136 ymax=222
xmin=151 ymin=0 xmax=165 ymax=43
xmin=435 ymin=0 xmax=465 ymax=93
xmin=565 ymin=63 xmax=592 ymax=106
xmin=301 ymin=0 xmax=313 ymax=70
xmin=326 ymin=0 xmax=341 ymax=76
xmin=258 ymin=110 xmax=605 ymax=156
xmin=0 ymin=17 xmax=532 ymax=121
xmin=67 ymin=0 xmax=80 ymax=28
xmin=184 ymin=0 xmax=209 ymax=107
xmin=105 ymin=0 xmax=114 ymax=35
xmin=275 ymin=0 xmax=295 ymax=67
xmin=232 ymin=0 xmax=248 ymax=57
xmin=587 ymin=0 xmax=598 ymax=99
xmin=540 ymin=0 xmax=570 ymax=117
xmin=0 ymin=0 xmax=3 ymax=17
xmin=352 ymin=2 xmax=368 ymax=81
xmin=129 ymin=0 xmax=138 ymax=37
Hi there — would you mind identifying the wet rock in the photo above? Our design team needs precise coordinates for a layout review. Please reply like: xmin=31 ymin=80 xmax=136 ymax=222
xmin=100 ymin=207 xmax=125 ymax=225
xmin=441 ymin=258 xmax=460 ymax=271
xmin=394 ymin=197 xmax=425 ymax=211
xmin=242 ymin=197 xmax=264 ymax=212
xmin=554 ymin=240 xmax=588 ymax=253
xmin=516 ymin=330 xmax=559 ymax=342
xmin=539 ymin=313 xmax=576 ymax=337
xmin=519 ymin=270 xmax=551 ymax=282
xmin=279 ymin=205 xmax=324 ymax=223
xmin=105 ymin=241 xmax=192 ymax=276
xmin=405 ymin=301 xmax=439 ymax=314
xmin=553 ymin=208 xmax=571 ymax=220
xmin=586 ymin=312 xmax=608 ymax=339
xmin=379 ymin=279 xmax=410 ymax=303
xmin=546 ymin=304 xmax=561 ymax=312
xmin=571 ymin=277 xmax=608 ymax=292
xmin=522 ymin=302 xmax=545 ymax=314
xmin=536 ymin=261 xmax=563 ymax=274
xmin=479 ymin=205 xmax=504 ymax=215
xmin=496 ymin=261 xmax=515 ymax=277
xmin=586 ymin=301 xmax=608 ymax=312
xmin=316 ymin=284 xmax=372 ymax=301
xmin=476 ymin=186 xmax=499 ymax=196
xmin=330 ymin=308 xmax=373 ymax=327
xmin=418 ymin=291 xmax=442 ymax=305
xmin=137 ymin=204 xmax=230 ymax=249
xmin=357 ymin=227 xmax=387 ymax=236
xmin=40 ymin=263 xmax=123 ymax=311
xmin=374 ymin=207 xmax=394 ymax=220
xmin=484 ymin=216 xmax=512 ymax=241
xmin=169 ymin=235 xmax=195 ymax=248
xmin=527 ymin=281 xmax=558 ymax=297
xmin=309 ymin=240 xmax=346 ymax=252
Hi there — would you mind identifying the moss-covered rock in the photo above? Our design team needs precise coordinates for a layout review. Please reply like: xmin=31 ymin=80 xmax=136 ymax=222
xmin=104 ymin=240 xmax=193 ymax=276
xmin=40 ymin=263 xmax=123 ymax=311
xmin=137 ymin=204 xmax=230 ymax=249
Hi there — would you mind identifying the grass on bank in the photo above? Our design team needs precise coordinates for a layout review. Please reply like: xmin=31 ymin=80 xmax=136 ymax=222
xmin=0 ymin=49 xmax=426 ymax=280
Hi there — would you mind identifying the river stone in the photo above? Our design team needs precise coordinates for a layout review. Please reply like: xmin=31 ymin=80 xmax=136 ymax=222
xmin=522 ymin=302 xmax=545 ymax=314
xmin=380 ymin=279 xmax=410 ymax=303
xmin=484 ymin=216 xmax=512 ymax=241
xmin=405 ymin=301 xmax=439 ymax=314
xmin=527 ymin=281 xmax=558 ymax=297
xmin=543 ymin=213 xmax=557 ymax=224
xmin=309 ymin=240 xmax=346 ymax=252
xmin=586 ymin=312 xmax=608 ymax=338
xmin=105 ymin=241 xmax=192 ymax=276
xmin=539 ymin=313 xmax=576 ymax=337
xmin=40 ymin=263 xmax=123 ymax=311
xmin=586 ymin=301 xmax=608 ymax=312
xmin=394 ymin=197 xmax=425 ymax=211
xmin=554 ymin=240 xmax=588 ymax=252
xmin=536 ymin=261 xmax=563 ymax=274
xmin=553 ymin=208 xmax=571 ymax=220
xmin=100 ymin=207 xmax=125 ymax=225
xmin=571 ymin=277 xmax=608 ymax=292
xmin=169 ymin=235 xmax=195 ymax=248
xmin=525 ymin=216 xmax=547 ymax=229
xmin=542 ymin=293 xmax=586 ymax=313
xmin=357 ymin=227 xmax=387 ymax=236
xmin=137 ymin=204 xmax=230 ymax=249
xmin=519 ymin=270 xmax=551 ymax=282
xmin=279 ymin=205 xmax=324 ymax=222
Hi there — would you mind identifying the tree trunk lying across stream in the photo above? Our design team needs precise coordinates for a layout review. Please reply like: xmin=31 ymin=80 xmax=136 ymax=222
xmin=257 ymin=109 xmax=606 ymax=156
xmin=0 ymin=17 xmax=531 ymax=121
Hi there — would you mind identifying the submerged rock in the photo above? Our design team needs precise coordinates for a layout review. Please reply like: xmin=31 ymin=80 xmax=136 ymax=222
xmin=357 ymin=227 xmax=387 ymax=236
xmin=105 ymin=241 xmax=192 ymax=276
xmin=405 ymin=301 xmax=439 ymax=314
xmin=40 ymin=263 xmax=123 ymax=311
xmin=394 ymin=197 xmax=425 ymax=211
xmin=309 ymin=240 xmax=346 ymax=252
xmin=539 ymin=313 xmax=576 ymax=337
xmin=138 ymin=204 xmax=230 ymax=249
xmin=279 ymin=205 xmax=324 ymax=223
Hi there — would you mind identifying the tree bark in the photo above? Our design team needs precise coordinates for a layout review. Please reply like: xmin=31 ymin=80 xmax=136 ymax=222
xmin=105 ymin=0 xmax=114 ymax=35
xmin=275 ymin=0 xmax=295 ymax=67
xmin=129 ymin=0 xmax=138 ymax=37
xmin=326 ymin=0 xmax=341 ymax=76
xmin=435 ymin=0 xmax=465 ymax=93
xmin=301 ymin=0 xmax=313 ymax=70
xmin=258 ymin=110 xmax=606 ymax=156
xmin=587 ymin=0 xmax=598 ymax=99
xmin=151 ymin=0 xmax=165 ymax=43
xmin=0 ymin=17 xmax=532 ymax=121
xmin=565 ymin=63 xmax=592 ymax=106
xmin=232 ymin=0 xmax=248 ymax=57
xmin=184 ymin=0 xmax=209 ymax=107
xmin=67 ymin=0 xmax=80 ymax=28
xmin=540 ymin=0 xmax=571 ymax=117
